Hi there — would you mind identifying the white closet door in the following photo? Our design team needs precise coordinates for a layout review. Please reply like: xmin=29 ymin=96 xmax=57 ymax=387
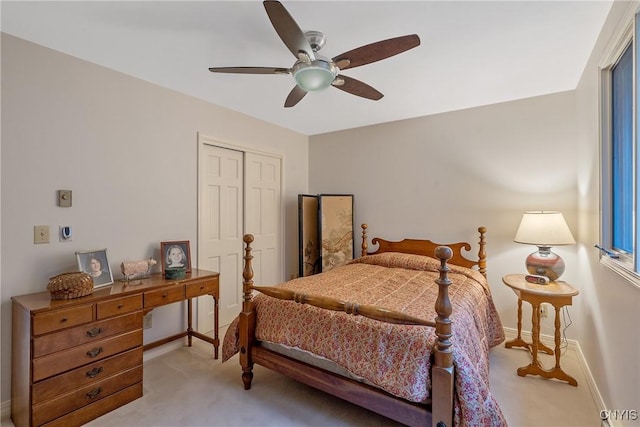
xmin=244 ymin=152 xmax=282 ymax=287
xmin=197 ymin=137 xmax=283 ymax=333
xmin=198 ymin=144 xmax=244 ymax=329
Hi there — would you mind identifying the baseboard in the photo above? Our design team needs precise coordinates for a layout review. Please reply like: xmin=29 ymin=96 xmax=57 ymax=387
xmin=143 ymin=340 xmax=184 ymax=362
xmin=503 ymin=327 xmax=609 ymax=423
xmin=1 ymin=399 xmax=11 ymax=422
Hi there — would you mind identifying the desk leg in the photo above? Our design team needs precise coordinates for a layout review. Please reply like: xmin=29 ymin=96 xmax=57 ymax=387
xmin=186 ymin=295 xmax=220 ymax=359
xmin=505 ymin=298 xmax=530 ymax=350
xmin=187 ymin=298 xmax=193 ymax=347
xmin=214 ymin=296 xmax=219 ymax=359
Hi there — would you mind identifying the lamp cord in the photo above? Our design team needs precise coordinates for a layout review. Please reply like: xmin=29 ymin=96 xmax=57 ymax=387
xmin=560 ymin=306 xmax=572 ymax=355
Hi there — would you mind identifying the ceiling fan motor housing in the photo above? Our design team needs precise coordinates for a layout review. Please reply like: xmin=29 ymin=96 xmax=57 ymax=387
xmin=304 ymin=31 xmax=326 ymax=52
xmin=292 ymin=58 xmax=338 ymax=91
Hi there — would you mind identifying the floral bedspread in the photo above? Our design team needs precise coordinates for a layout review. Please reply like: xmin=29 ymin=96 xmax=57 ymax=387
xmin=223 ymin=252 xmax=507 ymax=426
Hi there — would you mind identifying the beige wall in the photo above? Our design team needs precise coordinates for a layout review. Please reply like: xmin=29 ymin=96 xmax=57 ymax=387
xmin=310 ymin=90 xmax=580 ymax=340
xmin=575 ymin=0 xmax=640 ymax=417
xmin=0 ymin=34 xmax=309 ymax=402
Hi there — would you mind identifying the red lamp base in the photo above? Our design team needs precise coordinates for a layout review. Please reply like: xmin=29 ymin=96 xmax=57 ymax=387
xmin=525 ymin=246 xmax=565 ymax=281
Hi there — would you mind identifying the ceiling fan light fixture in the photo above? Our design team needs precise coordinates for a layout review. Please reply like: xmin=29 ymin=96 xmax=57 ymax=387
xmin=292 ymin=59 xmax=337 ymax=92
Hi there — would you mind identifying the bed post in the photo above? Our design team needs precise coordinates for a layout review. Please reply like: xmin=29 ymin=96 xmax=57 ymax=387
xmin=240 ymin=234 xmax=257 ymax=390
xmin=478 ymin=226 xmax=487 ymax=278
xmin=432 ymin=246 xmax=454 ymax=427
xmin=361 ymin=223 xmax=368 ymax=257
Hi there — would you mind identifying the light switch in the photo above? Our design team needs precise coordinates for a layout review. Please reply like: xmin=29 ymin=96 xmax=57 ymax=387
xmin=34 ymin=225 xmax=50 ymax=244
xmin=58 ymin=190 xmax=72 ymax=207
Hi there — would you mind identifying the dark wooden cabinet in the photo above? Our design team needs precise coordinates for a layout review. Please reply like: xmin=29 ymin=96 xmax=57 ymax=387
xmin=11 ymin=269 xmax=219 ymax=426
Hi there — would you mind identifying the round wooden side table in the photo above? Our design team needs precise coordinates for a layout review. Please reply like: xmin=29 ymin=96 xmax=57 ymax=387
xmin=502 ymin=273 xmax=579 ymax=386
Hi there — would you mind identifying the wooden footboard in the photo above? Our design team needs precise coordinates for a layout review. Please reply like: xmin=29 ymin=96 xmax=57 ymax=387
xmin=238 ymin=229 xmax=468 ymax=427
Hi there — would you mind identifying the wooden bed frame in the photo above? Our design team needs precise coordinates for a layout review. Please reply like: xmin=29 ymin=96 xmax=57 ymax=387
xmin=238 ymin=224 xmax=487 ymax=427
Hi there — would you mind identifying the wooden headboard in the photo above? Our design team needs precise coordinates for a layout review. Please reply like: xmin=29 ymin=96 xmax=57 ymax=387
xmin=359 ymin=223 xmax=487 ymax=277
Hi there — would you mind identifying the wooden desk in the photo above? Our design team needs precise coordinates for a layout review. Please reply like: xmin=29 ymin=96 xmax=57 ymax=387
xmin=11 ymin=269 xmax=219 ymax=427
xmin=502 ymin=274 xmax=578 ymax=386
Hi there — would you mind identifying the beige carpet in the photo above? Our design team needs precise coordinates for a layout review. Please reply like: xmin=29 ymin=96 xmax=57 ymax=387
xmin=2 ymin=332 xmax=600 ymax=427
xmin=82 ymin=335 xmax=599 ymax=427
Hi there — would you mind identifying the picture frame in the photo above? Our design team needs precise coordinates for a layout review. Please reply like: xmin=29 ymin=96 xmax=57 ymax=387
xmin=76 ymin=249 xmax=114 ymax=288
xmin=160 ymin=240 xmax=192 ymax=275
xmin=319 ymin=194 xmax=354 ymax=272
xmin=298 ymin=194 xmax=320 ymax=277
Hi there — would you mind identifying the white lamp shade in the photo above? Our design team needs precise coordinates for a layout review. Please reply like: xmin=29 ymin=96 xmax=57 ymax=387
xmin=514 ymin=211 xmax=575 ymax=246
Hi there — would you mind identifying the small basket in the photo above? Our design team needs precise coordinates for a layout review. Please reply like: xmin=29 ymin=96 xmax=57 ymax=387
xmin=47 ymin=272 xmax=94 ymax=300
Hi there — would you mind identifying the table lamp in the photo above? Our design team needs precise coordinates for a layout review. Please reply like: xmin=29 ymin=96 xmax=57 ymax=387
xmin=513 ymin=211 xmax=575 ymax=281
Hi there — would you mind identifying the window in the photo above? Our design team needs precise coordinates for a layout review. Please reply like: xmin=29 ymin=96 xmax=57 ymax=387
xmin=600 ymin=9 xmax=640 ymax=286
xmin=611 ymin=42 xmax=632 ymax=254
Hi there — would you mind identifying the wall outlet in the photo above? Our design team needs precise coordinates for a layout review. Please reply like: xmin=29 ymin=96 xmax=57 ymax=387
xmin=34 ymin=225 xmax=50 ymax=244
xmin=143 ymin=313 xmax=152 ymax=329
xmin=540 ymin=304 xmax=549 ymax=318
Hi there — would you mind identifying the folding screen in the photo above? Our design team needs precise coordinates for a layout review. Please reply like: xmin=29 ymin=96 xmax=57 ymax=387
xmin=298 ymin=194 xmax=354 ymax=276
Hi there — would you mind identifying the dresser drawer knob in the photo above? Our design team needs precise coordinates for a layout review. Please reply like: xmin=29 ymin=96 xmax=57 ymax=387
xmin=86 ymin=347 xmax=103 ymax=358
xmin=117 ymin=304 xmax=124 ymax=309
xmin=162 ymin=292 xmax=168 ymax=298
xmin=60 ymin=317 xmax=68 ymax=323
xmin=86 ymin=366 xmax=104 ymax=378
xmin=86 ymin=387 xmax=103 ymax=399
xmin=86 ymin=327 xmax=102 ymax=337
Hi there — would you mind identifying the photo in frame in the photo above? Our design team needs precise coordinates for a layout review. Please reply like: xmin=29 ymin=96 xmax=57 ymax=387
xmin=298 ymin=194 xmax=320 ymax=277
xmin=319 ymin=194 xmax=354 ymax=272
xmin=76 ymin=249 xmax=114 ymax=288
xmin=160 ymin=241 xmax=192 ymax=275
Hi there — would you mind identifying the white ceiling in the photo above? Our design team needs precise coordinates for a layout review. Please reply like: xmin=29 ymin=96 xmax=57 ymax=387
xmin=1 ymin=1 xmax=613 ymax=136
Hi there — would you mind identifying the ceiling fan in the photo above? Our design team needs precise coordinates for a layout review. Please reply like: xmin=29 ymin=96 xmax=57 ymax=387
xmin=208 ymin=0 xmax=421 ymax=108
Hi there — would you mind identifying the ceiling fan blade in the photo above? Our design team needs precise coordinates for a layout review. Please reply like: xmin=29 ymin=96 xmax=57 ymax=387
xmin=332 ymin=34 xmax=420 ymax=70
xmin=208 ymin=66 xmax=290 ymax=75
xmin=264 ymin=1 xmax=315 ymax=61
xmin=284 ymin=85 xmax=307 ymax=108
xmin=332 ymin=75 xmax=383 ymax=101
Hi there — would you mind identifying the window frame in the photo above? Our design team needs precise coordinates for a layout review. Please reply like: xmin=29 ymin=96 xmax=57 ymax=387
xmin=599 ymin=4 xmax=640 ymax=289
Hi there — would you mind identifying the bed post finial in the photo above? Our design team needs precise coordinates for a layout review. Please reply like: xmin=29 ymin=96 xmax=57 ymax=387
xmin=434 ymin=245 xmax=453 ymax=369
xmin=478 ymin=227 xmax=487 ymax=278
xmin=243 ymin=234 xmax=255 ymax=309
xmin=361 ymin=224 xmax=368 ymax=257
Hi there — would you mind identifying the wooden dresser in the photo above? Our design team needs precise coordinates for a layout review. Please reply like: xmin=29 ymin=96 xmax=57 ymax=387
xmin=11 ymin=269 xmax=219 ymax=427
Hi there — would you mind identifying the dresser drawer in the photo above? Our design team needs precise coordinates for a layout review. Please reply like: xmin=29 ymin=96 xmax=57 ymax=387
xmin=144 ymin=285 xmax=184 ymax=308
xmin=32 ymin=329 xmax=142 ymax=382
xmin=33 ymin=365 xmax=143 ymax=426
xmin=97 ymin=294 xmax=143 ymax=319
xmin=33 ymin=305 xmax=94 ymax=336
xmin=185 ymin=277 xmax=218 ymax=298
xmin=33 ymin=311 xmax=143 ymax=357
xmin=41 ymin=382 xmax=143 ymax=427
xmin=32 ymin=347 xmax=143 ymax=404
